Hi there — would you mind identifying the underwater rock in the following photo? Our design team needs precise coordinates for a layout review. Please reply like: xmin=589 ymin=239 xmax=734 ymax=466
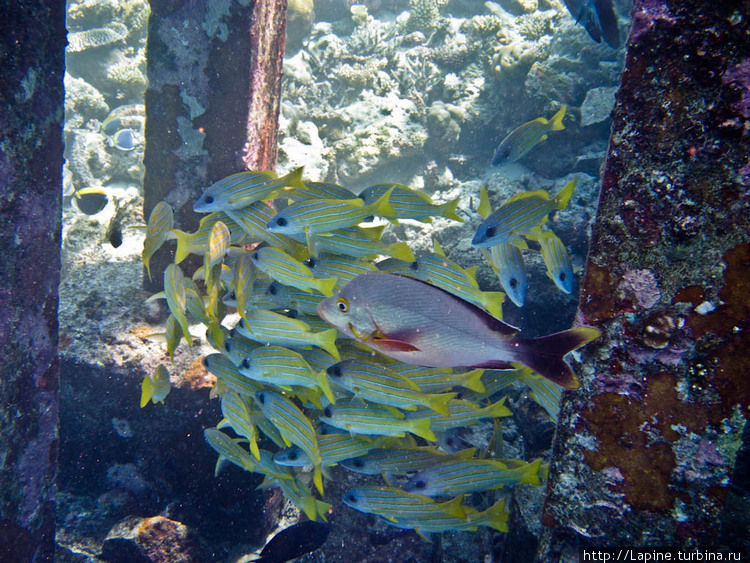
xmin=580 ymin=85 xmax=617 ymax=126
xmin=331 ymin=91 xmax=428 ymax=182
xmin=426 ymin=100 xmax=462 ymax=151
xmin=64 ymin=74 xmax=110 ymax=122
xmin=99 ymin=516 xmax=207 ymax=563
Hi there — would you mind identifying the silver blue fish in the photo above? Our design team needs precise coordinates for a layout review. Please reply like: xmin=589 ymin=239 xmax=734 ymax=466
xmin=530 ymin=230 xmax=574 ymax=294
xmin=318 ymin=272 xmax=599 ymax=388
xmin=486 ymin=240 xmax=528 ymax=307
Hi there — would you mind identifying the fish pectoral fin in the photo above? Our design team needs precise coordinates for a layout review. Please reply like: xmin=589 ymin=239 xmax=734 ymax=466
xmin=371 ymin=337 xmax=421 ymax=352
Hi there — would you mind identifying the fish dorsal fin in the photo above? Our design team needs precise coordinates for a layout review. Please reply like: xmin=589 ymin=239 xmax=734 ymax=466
xmin=503 ymin=189 xmax=551 ymax=206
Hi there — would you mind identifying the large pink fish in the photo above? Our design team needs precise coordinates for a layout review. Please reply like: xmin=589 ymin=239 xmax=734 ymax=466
xmin=317 ymin=272 xmax=599 ymax=388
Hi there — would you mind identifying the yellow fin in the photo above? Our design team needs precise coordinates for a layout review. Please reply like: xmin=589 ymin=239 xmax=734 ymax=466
xmin=477 ymin=186 xmax=492 ymax=219
xmin=554 ymin=178 xmax=576 ymax=210
xmin=549 ymin=104 xmax=567 ymax=131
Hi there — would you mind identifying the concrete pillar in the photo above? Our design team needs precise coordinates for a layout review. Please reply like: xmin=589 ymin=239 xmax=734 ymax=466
xmin=0 ymin=3 xmax=65 ymax=562
xmin=143 ymin=0 xmax=287 ymax=290
xmin=539 ymin=0 xmax=750 ymax=556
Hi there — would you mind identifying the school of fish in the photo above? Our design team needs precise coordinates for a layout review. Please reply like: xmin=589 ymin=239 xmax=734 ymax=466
xmin=140 ymin=161 xmax=599 ymax=539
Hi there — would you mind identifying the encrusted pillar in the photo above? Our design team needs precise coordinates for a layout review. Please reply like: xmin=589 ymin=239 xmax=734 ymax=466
xmin=0 ymin=3 xmax=65 ymax=562
xmin=539 ymin=0 xmax=750 ymax=557
xmin=143 ymin=0 xmax=287 ymax=290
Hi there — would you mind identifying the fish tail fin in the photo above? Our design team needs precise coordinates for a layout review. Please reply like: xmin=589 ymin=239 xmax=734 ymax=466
xmin=520 ymin=458 xmax=543 ymax=486
xmin=554 ymin=178 xmax=577 ymax=210
xmin=425 ymin=392 xmax=457 ymax=416
xmin=316 ymin=276 xmax=338 ymax=297
xmin=549 ymin=105 xmax=567 ymax=131
xmin=482 ymin=499 xmax=509 ymax=533
xmin=408 ymin=418 xmax=436 ymax=442
xmin=316 ymin=370 xmax=336 ymax=405
xmin=316 ymin=328 xmax=340 ymax=360
xmin=298 ymin=493 xmax=319 ymax=521
xmin=313 ymin=465 xmax=324 ymax=495
xmin=440 ymin=198 xmax=463 ymax=222
xmin=388 ymin=242 xmax=415 ymax=263
xmin=477 ymin=185 xmax=493 ymax=219
xmin=461 ymin=368 xmax=486 ymax=393
xmin=281 ymin=166 xmax=306 ymax=190
xmin=516 ymin=327 xmax=600 ymax=388
xmin=140 ymin=375 xmax=153 ymax=407
xmin=487 ymin=396 xmax=512 ymax=418
xmin=171 ymin=229 xmax=194 ymax=264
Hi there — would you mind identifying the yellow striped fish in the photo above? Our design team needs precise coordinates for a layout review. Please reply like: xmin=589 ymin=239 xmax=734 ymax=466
xmin=254 ymin=389 xmax=324 ymax=494
xmin=194 ymin=166 xmax=305 ymax=212
xmin=492 ymin=105 xmax=566 ymax=166
xmin=164 ymin=264 xmax=192 ymax=345
xmin=142 ymin=201 xmax=173 ymax=281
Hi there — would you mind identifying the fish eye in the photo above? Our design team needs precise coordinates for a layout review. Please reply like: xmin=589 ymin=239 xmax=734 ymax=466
xmin=238 ymin=319 xmax=245 ymax=329
xmin=344 ymin=492 xmax=358 ymax=504
xmin=256 ymin=392 xmax=265 ymax=404
xmin=336 ymin=298 xmax=349 ymax=312
xmin=413 ymin=479 xmax=426 ymax=489
xmin=268 ymin=282 xmax=279 ymax=295
xmin=559 ymin=272 xmax=567 ymax=281
xmin=304 ymin=257 xmax=316 ymax=268
xmin=276 ymin=217 xmax=287 ymax=226
xmin=286 ymin=309 xmax=299 ymax=319
xmin=327 ymin=364 xmax=342 ymax=377
xmin=485 ymin=226 xmax=496 ymax=238
xmin=410 ymin=261 xmax=419 ymax=271
xmin=351 ymin=459 xmax=364 ymax=468
xmin=510 ymin=278 xmax=518 ymax=289
xmin=204 ymin=195 xmax=214 ymax=204
xmin=323 ymin=406 xmax=332 ymax=417
xmin=229 ymin=291 xmax=236 ymax=300
xmin=241 ymin=358 xmax=251 ymax=369
xmin=202 ymin=357 xmax=210 ymax=368
xmin=288 ymin=451 xmax=298 ymax=460
xmin=252 ymin=251 xmax=259 ymax=260
xmin=224 ymin=342 xmax=232 ymax=352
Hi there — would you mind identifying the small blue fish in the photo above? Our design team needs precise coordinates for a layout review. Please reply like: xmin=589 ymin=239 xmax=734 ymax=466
xmin=492 ymin=106 xmax=566 ymax=166
xmin=486 ymin=241 xmax=528 ymax=307
xmin=112 ymin=128 xmax=138 ymax=151
xmin=530 ymin=230 xmax=574 ymax=294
